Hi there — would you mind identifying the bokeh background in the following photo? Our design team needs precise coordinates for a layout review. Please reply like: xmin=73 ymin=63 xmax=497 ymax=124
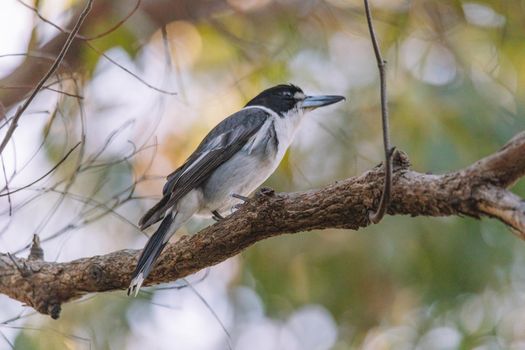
xmin=1 ymin=0 xmax=525 ymax=349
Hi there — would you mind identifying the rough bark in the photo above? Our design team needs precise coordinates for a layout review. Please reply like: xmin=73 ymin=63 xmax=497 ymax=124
xmin=0 ymin=131 xmax=523 ymax=319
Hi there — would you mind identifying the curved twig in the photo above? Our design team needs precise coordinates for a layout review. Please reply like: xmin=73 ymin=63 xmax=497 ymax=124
xmin=363 ymin=0 xmax=395 ymax=224
xmin=0 ymin=142 xmax=81 ymax=197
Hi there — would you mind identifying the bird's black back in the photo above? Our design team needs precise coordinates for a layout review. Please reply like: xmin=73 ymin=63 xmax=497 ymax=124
xmin=138 ymin=107 xmax=270 ymax=229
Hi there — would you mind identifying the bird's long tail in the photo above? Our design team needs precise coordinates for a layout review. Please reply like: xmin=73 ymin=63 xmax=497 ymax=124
xmin=128 ymin=212 xmax=175 ymax=296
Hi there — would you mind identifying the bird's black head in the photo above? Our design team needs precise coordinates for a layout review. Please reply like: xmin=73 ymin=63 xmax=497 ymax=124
xmin=245 ymin=84 xmax=304 ymax=115
xmin=245 ymin=84 xmax=345 ymax=116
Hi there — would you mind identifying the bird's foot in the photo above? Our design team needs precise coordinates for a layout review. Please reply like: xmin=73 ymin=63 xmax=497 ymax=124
xmin=229 ymin=193 xmax=251 ymax=213
xmin=259 ymin=187 xmax=275 ymax=197
xmin=211 ymin=210 xmax=224 ymax=222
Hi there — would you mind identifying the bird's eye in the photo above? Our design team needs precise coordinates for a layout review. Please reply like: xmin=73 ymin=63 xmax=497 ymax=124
xmin=281 ymin=91 xmax=293 ymax=98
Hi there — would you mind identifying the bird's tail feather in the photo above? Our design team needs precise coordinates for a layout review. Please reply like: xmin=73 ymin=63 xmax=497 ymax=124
xmin=128 ymin=212 xmax=175 ymax=296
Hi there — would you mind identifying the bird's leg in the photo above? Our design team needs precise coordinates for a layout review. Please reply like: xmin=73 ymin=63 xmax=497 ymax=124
xmin=211 ymin=210 xmax=224 ymax=222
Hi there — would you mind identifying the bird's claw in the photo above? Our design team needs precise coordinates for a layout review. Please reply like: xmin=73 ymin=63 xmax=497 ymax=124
xmin=231 ymin=193 xmax=250 ymax=202
xmin=211 ymin=210 xmax=224 ymax=222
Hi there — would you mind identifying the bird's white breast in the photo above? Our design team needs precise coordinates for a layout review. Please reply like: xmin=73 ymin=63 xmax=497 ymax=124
xmin=245 ymin=105 xmax=304 ymax=164
xmin=273 ymin=107 xmax=304 ymax=160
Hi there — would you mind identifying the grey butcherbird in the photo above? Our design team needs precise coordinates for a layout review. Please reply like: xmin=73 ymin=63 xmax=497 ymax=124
xmin=128 ymin=84 xmax=345 ymax=295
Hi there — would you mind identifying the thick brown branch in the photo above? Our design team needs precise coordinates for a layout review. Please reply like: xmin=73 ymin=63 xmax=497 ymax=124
xmin=476 ymin=186 xmax=525 ymax=239
xmin=0 ymin=132 xmax=524 ymax=319
xmin=465 ymin=131 xmax=525 ymax=188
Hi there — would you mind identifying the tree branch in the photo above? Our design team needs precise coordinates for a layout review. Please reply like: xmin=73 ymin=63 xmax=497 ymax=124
xmin=0 ymin=131 xmax=524 ymax=319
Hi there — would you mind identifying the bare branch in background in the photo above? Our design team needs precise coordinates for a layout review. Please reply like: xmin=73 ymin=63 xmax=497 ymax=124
xmin=0 ymin=0 xmax=93 ymax=154
xmin=363 ymin=0 xmax=395 ymax=224
xmin=0 ymin=131 xmax=523 ymax=319
xmin=15 ymin=1 xmax=178 ymax=98
xmin=14 ymin=0 xmax=138 ymax=42
xmin=0 ymin=0 xmax=230 ymax=111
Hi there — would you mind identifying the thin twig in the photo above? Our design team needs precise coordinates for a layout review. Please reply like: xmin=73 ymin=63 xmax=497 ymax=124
xmin=82 ymin=0 xmax=141 ymax=41
xmin=0 ymin=142 xmax=81 ymax=197
xmin=16 ymin=0 xmax=141 ymax=42
xmin=0 ymin=155 xmax=12 ymax=216
xmin=7 ymin=253 xmax=26 ymax=276
xmin=183 ymin=278 xmax=233 ymax=350
xmin=0 ymin=0 xmax=93 ymax=155
xmin=0 ymin=329 xmax=14 ymax=349
xmin=0 ymin=323 xmax=92 ymax=348
xmin=86 ymin=42 xmax=178 ymax=95
xmin=0 ymin=83 xmax=84 ymax=99
xmin=363 ymin=0 xmax=395 ymax=224
xmin=16 ymin=1 xmax=177 ymax=96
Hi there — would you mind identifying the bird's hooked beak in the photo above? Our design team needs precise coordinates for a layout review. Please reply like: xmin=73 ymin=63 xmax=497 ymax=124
xmin=301 ymin=95 xmax=345 ymax=110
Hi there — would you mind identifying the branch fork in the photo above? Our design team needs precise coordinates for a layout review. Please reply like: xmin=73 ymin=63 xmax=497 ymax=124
xmin=363 ymin=0 xmax=395 ymax=224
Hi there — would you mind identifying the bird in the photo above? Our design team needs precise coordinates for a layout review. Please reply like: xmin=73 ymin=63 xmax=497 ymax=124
xmin=128 ymin=84 xmax=345 ymax=296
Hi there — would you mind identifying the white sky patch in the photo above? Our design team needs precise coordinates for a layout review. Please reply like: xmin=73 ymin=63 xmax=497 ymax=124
xmin=0 ymin=0 xmax=33 ymax=78
xmin=463 ymin=3 xmax=506 ymax=28
xmin=126 ymin=260 xmax=237 ymax=350
xmin=235 ymin=304 xmax=337 ymax=350
xmin=37 ymin=0 xmax=70 ymax=44
xmin=401 ymin=37 xmax=457 ymax=86
xmin=471 ymin=67 xmax=517 ymax=114
xmin=417 ymin=326 xmax=462 ymax=350
xmin=285 ymin=305 xmax=338 ymax=350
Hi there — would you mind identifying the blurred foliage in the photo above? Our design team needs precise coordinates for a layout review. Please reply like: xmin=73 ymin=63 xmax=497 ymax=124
xmin=2 ymin=0 xmax=525 ymax=348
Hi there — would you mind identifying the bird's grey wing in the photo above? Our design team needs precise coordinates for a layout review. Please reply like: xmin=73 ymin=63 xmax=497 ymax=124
xmin=139 ymin=108 xmax=269 ymax=229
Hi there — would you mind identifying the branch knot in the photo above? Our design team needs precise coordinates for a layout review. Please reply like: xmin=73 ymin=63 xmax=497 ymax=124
xmin=88 ymin=264 xmax=105 ymax=284
xmin=28 ymin=234 xmax=44 ymax=261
